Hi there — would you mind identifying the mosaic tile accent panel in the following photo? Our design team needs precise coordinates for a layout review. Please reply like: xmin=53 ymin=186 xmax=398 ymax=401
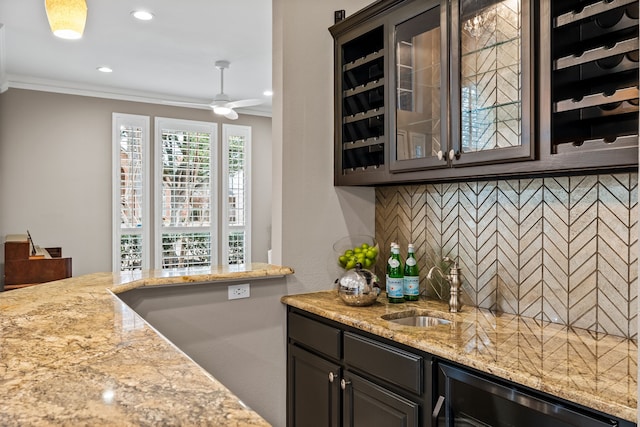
xmin=374 ymin=173 xmax=638 ymax=338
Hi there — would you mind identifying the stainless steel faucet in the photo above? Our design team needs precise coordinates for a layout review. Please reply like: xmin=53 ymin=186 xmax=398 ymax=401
xmin=427 ymin=257 xmax=463 ymax=313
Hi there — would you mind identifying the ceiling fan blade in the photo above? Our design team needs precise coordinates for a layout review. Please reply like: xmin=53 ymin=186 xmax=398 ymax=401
xmin=226 ymin=98 xmax=263 ymax=109
xmin=162 ymin=100 xmax=213 ymax=109
xmin=163 ymin=61 xmax=262 ymax=118
xmin=225 ymin=109 xmax=239 ymax=120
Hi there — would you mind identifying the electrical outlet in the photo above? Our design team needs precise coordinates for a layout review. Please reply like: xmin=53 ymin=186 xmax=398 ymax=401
xmin=228 ymin=283 xmax=250 ymax=300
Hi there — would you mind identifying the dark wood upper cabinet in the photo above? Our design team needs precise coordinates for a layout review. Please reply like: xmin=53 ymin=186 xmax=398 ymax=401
xmin=330 ymin=0 xmax=638 ymax=186
xmin=390 ymin=0 xmax=535 ymax=173
xmin=330 ymin=7 xmax=388 ymax=186
xmin=538 ymin=0 xmax=639 ymax=171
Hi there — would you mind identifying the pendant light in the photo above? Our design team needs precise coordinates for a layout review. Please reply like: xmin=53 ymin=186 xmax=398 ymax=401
xmin=45 ymin=0 xmax=88 ymax=40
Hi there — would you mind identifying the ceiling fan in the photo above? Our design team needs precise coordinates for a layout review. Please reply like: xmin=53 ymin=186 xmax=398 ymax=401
xmin=165 ymin=60 xmax=263 ymax=120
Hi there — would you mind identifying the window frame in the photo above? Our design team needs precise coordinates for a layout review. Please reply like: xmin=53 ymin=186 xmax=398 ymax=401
xmin=153 ymin=117 xmax=219 ymax=270
xmin=112 ymin=115 xmax=253 ymax=271
xmin=112 ymin=113 xmax=150 ymax=271
xmin=222 ymin=124 xmax=252 ymax=265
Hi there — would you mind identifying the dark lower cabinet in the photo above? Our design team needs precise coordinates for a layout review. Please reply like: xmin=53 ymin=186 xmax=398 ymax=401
xmin=287 ymin=308 xmax=429 ymax=427
xmin=342 ymin=371 xmax=420 ymax=427
xmin=288 ymin=344 xmax=341 ymax=427
xmin=435 ymin=363 xmax=634 ymax=427
xmin=287 ymin=307 xmax=635 ymax=427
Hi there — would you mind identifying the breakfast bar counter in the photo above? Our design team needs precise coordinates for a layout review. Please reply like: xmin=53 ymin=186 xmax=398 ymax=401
xmin=0 ymin=263 xmax=293 ymax=426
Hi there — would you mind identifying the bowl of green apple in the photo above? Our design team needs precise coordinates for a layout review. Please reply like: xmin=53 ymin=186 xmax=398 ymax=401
xmin=333 ymin=235 xmax=379 ymax=270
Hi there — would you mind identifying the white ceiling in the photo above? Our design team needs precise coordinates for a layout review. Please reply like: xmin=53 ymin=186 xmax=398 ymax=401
xmin=0 ymin=0 xmax=272 ymax=115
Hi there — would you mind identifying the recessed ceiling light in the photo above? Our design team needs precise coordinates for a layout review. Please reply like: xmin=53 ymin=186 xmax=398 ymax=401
xmin=131 ymin=10 xmax=154 ymax=21
xmin=263 ymin=90 xmax=273 ymax=96
xmin=97 ymin=66 xmax=113 ymax=73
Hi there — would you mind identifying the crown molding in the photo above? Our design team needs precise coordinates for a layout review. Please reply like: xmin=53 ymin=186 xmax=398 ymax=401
xmin=5 ymin=74 xmax=272 ymax=117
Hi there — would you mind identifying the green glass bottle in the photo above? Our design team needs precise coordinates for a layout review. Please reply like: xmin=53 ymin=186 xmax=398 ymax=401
xmin=385 ymin=242 xmax=396 ymax=296
xmin=403 ymin=243 xmax=419 ymax=301
xmin=387 ymin=244 xmax=404 ymax=303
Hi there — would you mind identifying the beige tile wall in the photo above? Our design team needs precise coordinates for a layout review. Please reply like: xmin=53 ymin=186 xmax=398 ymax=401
xmin=375 ymin=173 xmax=638 ymax=338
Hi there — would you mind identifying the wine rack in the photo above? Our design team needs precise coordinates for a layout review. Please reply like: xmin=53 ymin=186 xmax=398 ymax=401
xmin=551 ymin=0 xmax=639 ymax=154
xmin=340 ymin=26 xmax=386 ymax=173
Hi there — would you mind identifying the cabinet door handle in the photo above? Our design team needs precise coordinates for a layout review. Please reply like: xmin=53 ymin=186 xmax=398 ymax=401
xmin=432 ymin=395 xmax=445 ymax=425
xmin=328 ymin=372 xmax=337 ymax=383
xmin=340 ymin=378 xmax=351 ymax=390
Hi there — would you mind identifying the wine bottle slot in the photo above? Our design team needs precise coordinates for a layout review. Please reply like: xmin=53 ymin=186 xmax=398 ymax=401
xmin=555 ymin=86 xmax=638 ymax=112
xmin=554 ymin=134 xmax=639 ymax=154
xmin=555 ymin=38 xmax=638 ymax=70
xmin=554 ymin=0 xmax=637 ymax=28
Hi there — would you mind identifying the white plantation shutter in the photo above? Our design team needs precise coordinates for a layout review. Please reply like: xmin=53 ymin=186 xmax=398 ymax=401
xmin=155 ymin=118 xmax=218 ymax=269
xmin=112 ymin=113 xmax=150 ymax=271
xmin=113 ymin=116 xmax=251 ymax=271
xmin=222 ymin=124 xmax=251 ymax=265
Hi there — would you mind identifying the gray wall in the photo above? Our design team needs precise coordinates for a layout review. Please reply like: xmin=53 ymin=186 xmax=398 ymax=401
xmin=272 ymin=0 xmax=376 ymax=293
xmin=118 ymin=278 xmax=288 ymax=426
xmin=0 ymin=88 xmax=272 ymax=280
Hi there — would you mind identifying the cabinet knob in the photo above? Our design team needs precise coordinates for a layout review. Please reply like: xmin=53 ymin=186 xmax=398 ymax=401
xmin=328 ymin=372 xmax=337 ymax=383
xmin=340 ymin=378 xmax=351 ymax=390
xmin=437 ymin=150 xmax=444 ymax=161
xmin=449 ymin=149 xmax=461 ymax=161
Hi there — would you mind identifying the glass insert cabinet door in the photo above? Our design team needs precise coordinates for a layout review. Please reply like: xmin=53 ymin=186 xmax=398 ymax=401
xmin=390 ymin=0 xmax=449 ymax=172
xmin=450 ymin=0 xmax=534 ymax=166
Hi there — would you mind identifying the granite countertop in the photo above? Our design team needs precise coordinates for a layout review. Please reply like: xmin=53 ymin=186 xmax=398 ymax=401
xmin=282 ymin=290 xmax=638 ymax=423
xmin=0 ymin=263 xmax=294 ymax=427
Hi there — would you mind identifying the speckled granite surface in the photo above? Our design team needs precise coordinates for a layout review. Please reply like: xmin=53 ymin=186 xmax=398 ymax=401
xmin=0 ymin=263 xmax=293 ymax=426
xmin=282 ymin=290 xmax=638 ymax=423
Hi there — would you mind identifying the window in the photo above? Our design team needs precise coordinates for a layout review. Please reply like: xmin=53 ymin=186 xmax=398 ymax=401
xmin=112 ymin=115 xmax=252 ymax=272
xmin=222 ymin=125 xmax=251 ymax=265
xmin=112 ymin=113 xmax=150 ymax=271
xmin=154 ymin=118 xmax=217 ymax=269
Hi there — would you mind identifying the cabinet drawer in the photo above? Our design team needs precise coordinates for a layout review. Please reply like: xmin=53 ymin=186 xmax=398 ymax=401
xmin=288 ymin=312 xmax=341 ymax=360
xmin=344 ymin=332 xmax=422 ymax=394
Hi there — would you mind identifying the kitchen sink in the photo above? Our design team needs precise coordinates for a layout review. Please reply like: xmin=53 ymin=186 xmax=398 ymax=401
xmin=381 ymin=310 xmax=451 ymax=327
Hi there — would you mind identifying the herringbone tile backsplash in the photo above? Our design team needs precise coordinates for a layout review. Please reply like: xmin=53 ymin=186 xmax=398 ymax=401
xmin=375 ymin=173 xmax=638 ymax=339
